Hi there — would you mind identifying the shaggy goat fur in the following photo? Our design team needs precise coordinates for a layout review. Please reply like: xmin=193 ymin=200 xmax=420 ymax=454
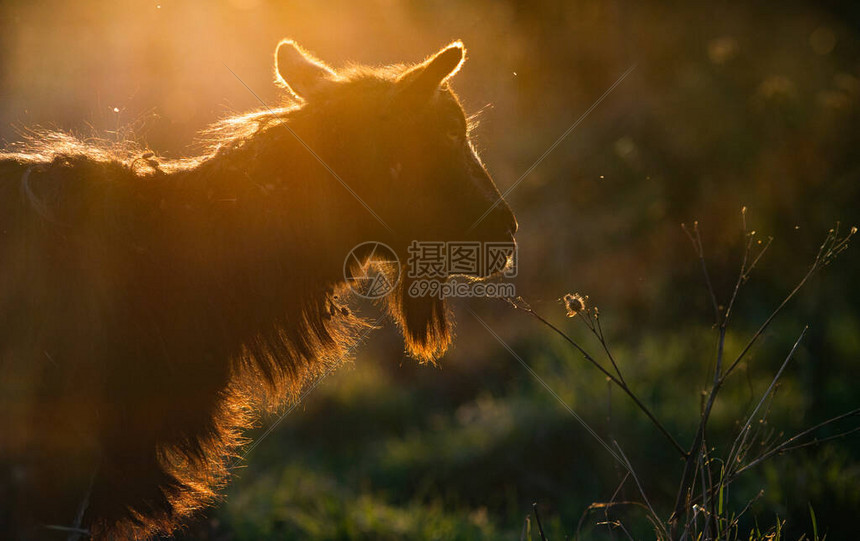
xmin=0 ymin=40 xmax=516 ymax=540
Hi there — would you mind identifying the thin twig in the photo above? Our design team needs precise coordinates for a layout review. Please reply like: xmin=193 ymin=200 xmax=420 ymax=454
xmin=509 ymin=299 xmax=687 ymax=457
xmin=673 ymin=218 xmax=741 ymax=530
xmin=699 ymin=442 xmax=712 ymax=538
xmin=671 ymin=223 xmax=854 ymax=532
xmin=592 ymin=311 xmax=626 ymax=385
xmin=577 ymin=473 xmax=632 ymax=538
xmin=682 ymin=222 xmax=720 ymax=325
xmin=726 ymin=328 xmax=807 ymax=472
xmin=731 ymin=408 xmax=860 ymax=479
xmin=532 ymin=502 xmax=548 ymax=541
xmin=723 ymin=226 xmax=855 ymax=381
xmin=722 ymin=210 xmax=754 ymax=331
xmin=725 ymin=489 xmax=764 ymax=534
xmin=613 ymin=442 xmax=668 ymax=539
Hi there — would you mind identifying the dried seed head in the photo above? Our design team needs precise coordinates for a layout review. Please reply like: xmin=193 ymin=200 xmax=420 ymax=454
xmin=563 ymin=293 xmax=587 ymax=317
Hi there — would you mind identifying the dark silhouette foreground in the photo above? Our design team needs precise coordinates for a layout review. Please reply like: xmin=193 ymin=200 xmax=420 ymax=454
xmin=0 ymin=40 xmax=516 ymax=539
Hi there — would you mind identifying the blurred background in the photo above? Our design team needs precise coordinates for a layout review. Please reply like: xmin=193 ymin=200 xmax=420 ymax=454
xmin=2 ymin=0 xmax=858 ymax=538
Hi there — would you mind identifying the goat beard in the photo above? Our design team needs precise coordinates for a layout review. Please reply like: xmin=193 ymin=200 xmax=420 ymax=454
xmin=385 ymin=274 xmax=452 ymax=363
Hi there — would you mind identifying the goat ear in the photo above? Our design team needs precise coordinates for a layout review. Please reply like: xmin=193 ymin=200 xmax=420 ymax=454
xmin=399 ymin=41 xmax=465 ymax=97
xmin=274 ymin=39 xmax=338 ymax=100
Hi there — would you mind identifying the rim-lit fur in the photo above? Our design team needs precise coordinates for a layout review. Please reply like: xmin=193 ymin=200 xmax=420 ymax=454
xmin=0 ymin=40 xmax=515 ymax=539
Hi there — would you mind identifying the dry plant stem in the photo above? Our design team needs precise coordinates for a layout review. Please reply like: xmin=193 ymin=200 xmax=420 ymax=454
xmin=726 ymin=328 xmax=808 ymax=472
xmin=673 ymin=224 xmax=854 ymax=534
xmin=679 ymin=404 xmax=857 ymax=523
xmin=674 ymin=221 xmax=778 ymax=530
xmin=614 ymin=442 xmax=668 ymax=539
xmin=684 ymin=455 xmax=700 ymax=540
xmin=673 ymin=220 xmax=757 ymax=532
xmin=729 ymin=407 xmax=860 ymax=480
xmin=723 ymin=263 xmax=819 ymax=382
xmin=614 ymin=522 xmax=635 ymax=541
xmin=589 ymin=313 xmax=626 ymax=385
xmin=512 ymin=301 xmax=687 ymax=457
xmin=688 ymin=233 xmax=848 ymax=515
xmin=725 ymin=490 xmax=764 ymax=534
xmin=606 ymin=471 xmax=630 ymax=535
xmin=577 ymin=503 xmax=652 ymax=540
xmin=723 ymin=214 xmax=773 ymax=327
xmin=682 ymin=222 xmax=721 ymax=324
xmin=724 ymin=225 xmax=853 ymax=380
xmin=576 ymin=473 xmax=633 ymax=537
xmin=532 ymin=503 xmax=548 ymax=541
xmin=699 ymin=445 xmax=712 ymax=539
